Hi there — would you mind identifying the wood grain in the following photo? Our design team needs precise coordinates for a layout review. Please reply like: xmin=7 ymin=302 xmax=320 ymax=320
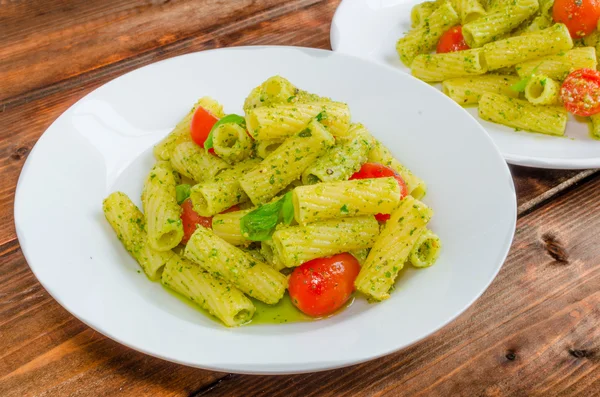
xmin=0 ymin=0 xmax=309 ymax=102
xmin=0 ymin=0 xmax=336 ymax=246
xmin=197 ymin=175 xmax=600 ymax=397
xmin=1 ymin=0 xmax=600 ymax=396
xmin=0 ymin=242 xmax=224 ymax=397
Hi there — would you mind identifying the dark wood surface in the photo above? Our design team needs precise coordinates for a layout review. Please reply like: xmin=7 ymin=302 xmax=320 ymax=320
xmin=0 ymin=1 xmax=598 ymax=396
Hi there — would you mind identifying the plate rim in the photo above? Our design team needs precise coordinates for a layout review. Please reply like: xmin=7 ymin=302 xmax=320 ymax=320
xmin=14 ymin=45 xmax=517 ymax=374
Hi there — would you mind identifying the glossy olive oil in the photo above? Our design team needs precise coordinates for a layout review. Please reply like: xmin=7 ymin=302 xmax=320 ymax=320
xmin=250 ymin=293 xmax=312 ymax=324
xmin=163 ymin=285 xmax=355 ymax=326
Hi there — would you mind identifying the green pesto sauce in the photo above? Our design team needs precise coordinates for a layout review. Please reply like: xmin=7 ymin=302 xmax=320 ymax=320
xmin=250 ymin=293 xmax=356 ymax=325
xmin=163 ymin=285 xmax=355 ymax=326
xmin=249 ymin=293 xmax=312 ymax=324
xmin=162 ymin=284 xmax=221 ymax=325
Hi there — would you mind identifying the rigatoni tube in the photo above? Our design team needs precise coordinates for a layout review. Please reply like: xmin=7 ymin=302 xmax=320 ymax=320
xmin=293 ymin=178 xmax=401 ymax=225
xmin=409 ymin=229 xmax=441 ymax=268
xmin=243 ymin=76 xmax=299 ymax=113
xmin=355 ymin=196 xmax=433 ymax=301
xmin=516 ymin=47 xmax=597 ymax=81
xmin=154 ymin=97 xmax=224 ymax=161
xmin=245 ymin=101 xmax=350 ymax=141
xmin=442 ymin=74 xmax=520 ymax=105
xmin=524 ymin=75 xmax=560 ymax=105
xmin=184 ymin=226 xmax=288 ymax=304
xmin=190 ymin=158 xmax=260 ymax=217
xmin=368 ymin=138 xmax=426 ymax=199
xmin=212 ymin=122 xmax=253 ymax=165
xmin=411 ymin=49 xmax=487 ymax=82
xmin=212 ymin=208 xmax=254 ymax=246
xmin=462 ymin=0 xmax=539 ymax=48
xmin=141 ymin=161 xmax=184 ymax=251
xmin=103 ymin=192 xmax=174 ymax=280
xmin=478 ymin=93 xmax=567 ymax=136
xmin=161 ymin=254 xmax=255 ymax=327
xmin=170 ymin=141 xmax=230 ymax=183
xmin=240 ymin=119 xmax=335 ymax=205
xmin=482 ymin=23 xmax=573 ymax=70
xmin=272 ymin=216 xmax=380 ymax=268
xmin=301 ymin=123 xmax=372 ymax=184
xmin=396 ymin=2 xmax=459 ymax=66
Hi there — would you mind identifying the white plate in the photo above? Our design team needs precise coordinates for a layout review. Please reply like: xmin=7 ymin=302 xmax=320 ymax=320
xmin=331 ymin=0 xmax=600 ymax=169
xmin=14 ymin=46 xmax=516 ymax=374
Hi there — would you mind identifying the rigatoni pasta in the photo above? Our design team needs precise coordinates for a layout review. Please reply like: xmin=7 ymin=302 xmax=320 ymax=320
xmin=442 ymin=74 xmax=520 ymax=105
xmin=240 ymin=119 xmax=335 ymax=205
xmin=142 ymin=161 xmax=184 ymax=251
xmin=161 ymin=254 xmax=255 ymax=327
xmin=103 ymin=75 xmax=440 ymax=327
xmin=411 ymin=49 xmax=487 ymax=82
xmin=515 ymin=47 xmax=597 ymax=80
xmin=396 ymin=2 xmax=460 ymax=66
xmin=301 ymin=123 xmax=371 ymax=184
xmin=272 ymin=217 xmax=380 ymax=268
xmin=399 ymin=2 xmax=599 ymax=138
xmin=103 ymin=192 xmax=174 ymax=280
xmin=461 ymin=0 xmax=539 ymax=48
xmin=355 ymin=196 xmax=433 ymax=301
xmin=154 ymin=97 xmax=225 ymax=161
xmin=245 ymin=101 xmax=351 ymax=141
xmin=479 ymin=93 xmax=568 ymax=136
xmin=184 ymin=226 xmax=288 ymax=304
xmin=524 ymin=75 xmax=560 ymax=105
xmin=293 ymin=178 xmax=400 ymax=225
xmin=170 ymin=141 xmax=230 ymax=183
xmin=482 ymin=23 xmax=573 ymax=70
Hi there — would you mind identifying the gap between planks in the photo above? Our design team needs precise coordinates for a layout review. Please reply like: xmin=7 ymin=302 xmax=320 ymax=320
xmin=517 ymin=169 xmax=599 ymax=216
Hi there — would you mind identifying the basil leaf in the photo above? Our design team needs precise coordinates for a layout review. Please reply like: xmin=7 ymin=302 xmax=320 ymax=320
xmin=204 ymin=114 xmax=246 ymax=150
xmin=175 ymin=184 xmax=191 ymax=205
xmin=281 ymin=191 xmax=294 ymax=225
xmin=239 ymin=191 xmax=296 ymax=241
xmin=240 ymin=200 xmax=283 ymax=241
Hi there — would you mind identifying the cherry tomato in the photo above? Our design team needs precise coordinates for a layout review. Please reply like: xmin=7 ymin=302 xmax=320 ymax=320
xmin=180 ymin=198 xmax=212 ymax=244
xmin=180 ymin=201 xmax=241 ymax=244
xmin=288 ymin=253 xmax=360 ymax=317
xmin=552 ymin=0 xmax=600 ymax=38
xmin=436 ymin=26 xmax=470 ymax=53
xmin=190 ymin=107 xmax=219 ymax=147
xmin=221 ymin=204 xmax=241 ymax=214
xmin=560 ymin=69 xmax=600 ymax=117
xmin=350 ymin=163 xmax=408 ymax=222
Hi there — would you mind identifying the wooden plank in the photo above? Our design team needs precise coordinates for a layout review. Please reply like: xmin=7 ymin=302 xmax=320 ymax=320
xmin=0 ymin=0 xmax=311 ymax=102
xmin=193 ymin=175 xmax=600 ymax=397
xmin=0 ymin=0 xmax=336 ymax=246
xmin=0 ymin=243 xmax=224 ymax=397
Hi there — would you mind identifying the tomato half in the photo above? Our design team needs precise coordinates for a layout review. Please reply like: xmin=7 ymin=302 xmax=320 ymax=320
xmin=180 ymin=198 xmax=212 ymax=244
xmin=553 ymin=0 xmax=600 ymax=38
xmin=437 ymin=26 xmax=470 ymax=53
xmin=350 ymin=163 xmax=408 ymax=222
xmin=190 ymin=107 xmax=219 ymax=147
xmin=560 ymin=69 xmax=600 ymax=117
xmin=288 ymin=253 xmax=360 ymax=317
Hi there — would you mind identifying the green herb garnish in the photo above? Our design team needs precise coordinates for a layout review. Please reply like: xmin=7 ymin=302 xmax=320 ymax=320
xmin=204 ymin=114 xmax=246 ymax=150
xmin=240 ymin=191 xmax=294 ymax=241
xmin=510 ymin=64 xmax=541 ymax=92
xmin=175 ymin=184 xmax=191 ymax=204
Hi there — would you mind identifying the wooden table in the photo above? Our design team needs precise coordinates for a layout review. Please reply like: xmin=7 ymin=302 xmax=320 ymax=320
xmin=1 ymin=1 xmax=599 ymax=396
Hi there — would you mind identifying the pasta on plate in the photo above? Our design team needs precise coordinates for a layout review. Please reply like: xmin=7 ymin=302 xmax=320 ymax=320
xmin=103 ymin=76 xmax=441 ymax=327
xmin=397 ymin=0 xmax=600 ymax=138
